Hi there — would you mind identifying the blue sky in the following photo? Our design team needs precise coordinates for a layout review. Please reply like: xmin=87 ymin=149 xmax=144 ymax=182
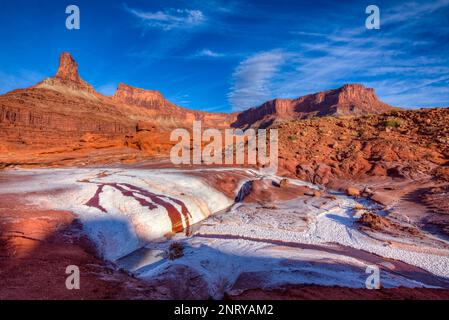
xmin=0 ymin=0 xmax=448 ymax=112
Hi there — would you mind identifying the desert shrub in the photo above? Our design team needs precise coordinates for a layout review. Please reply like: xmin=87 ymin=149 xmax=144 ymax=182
xmin=383 ymin=119 xmax=402 ymax=128
xmin=288 ymin=135 xmax=298 ymax=141
xmin=167 ymin=242 xmax=184 ymax=260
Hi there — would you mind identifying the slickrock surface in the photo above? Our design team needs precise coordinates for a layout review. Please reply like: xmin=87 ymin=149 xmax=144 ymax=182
xmin=0 ymin=193 xmax=153 ymax=300
xmin=274 ymin=107 xmax=449 ymax=239
xmin=2 ymin=168 xmax=449 ymax=300
xmin=226 ymin=285 xmax=449 ymax=300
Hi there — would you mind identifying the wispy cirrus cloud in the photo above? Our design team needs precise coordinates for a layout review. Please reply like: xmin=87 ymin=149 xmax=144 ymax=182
xmin=382 ymin=0 xmax=449 ymax=26
xmin=228 ymin=1 xmax=449 ymax=110
xmin=125 ymin=6 xmax=205 ymax=31
xmin=228 ymin=50 xmax=286 ymax=111
xmin=193 ymin=49 xmax=224 ymax=58
xmin=166 ymin=92 xmax=191 ymax=106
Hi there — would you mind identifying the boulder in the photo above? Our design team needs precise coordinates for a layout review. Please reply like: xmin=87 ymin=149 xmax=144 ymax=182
xmin=296 ymin=164 xmax=314 ymax=182
xmin=313 ymin=163 xmax=331 ymax=185
xmin=279 ymin=178 xmax=290 ymax=188
xmin=346 ymin=187 xmax=361 ymax=197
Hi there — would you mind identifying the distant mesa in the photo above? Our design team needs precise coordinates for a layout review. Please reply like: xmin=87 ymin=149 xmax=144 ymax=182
xmin=111 ymin=83 xmax=237 ymax=129
xmin=112 ymin=83 xmax=178 ymax=110
xmin=2 ymin=51 xmax=447 ymax=173
xmin=1 ymin=51 xmax=399 ymax=139
xmin=233 ymin=83 xmax=395 ymax=128
xmin=33 ymin=52 xmax=394 ymax=124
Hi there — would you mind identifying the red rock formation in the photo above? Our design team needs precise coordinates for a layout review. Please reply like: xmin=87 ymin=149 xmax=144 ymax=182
xmin=112 ymin=82 xmax=237 ymax=129
xmin=112 ymin=83 xmax=198 ymax=127
xmin=113 ymin=83 xmax=178 ymax=110
xmin=275 ymin=107 xmax=449 ymax=188
xmin=233 ymin=84 xmax=395 ymax=128
xmin=3 ymin=51 xmax=445 ymax=174
xmin=136 ymin=121 xmax=156 ymax=132
xmin=0 ymin=52 xmax=237 ymax=166
xmin=56 ymin=52 xmax=82 ymax=82
xmin=37 ymin=52 xmax=96 ymax=93
xmin=0 ymin=53 xmax=137 ymax=161
xmin=0 ymin=52 xmax=132 ymax=133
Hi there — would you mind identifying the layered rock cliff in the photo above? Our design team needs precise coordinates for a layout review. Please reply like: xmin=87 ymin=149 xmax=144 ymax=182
xmin=0 ymin=52 xmax=237 ymax=163
xmin=233 ymin=84 xmax=395 ymax=128
xmin=113 ymin=83 xmax=178 ymax=110
xmin=0 ymin=52 xmax=403 ymax=166
xmin=111 ymin=82 xmax=237 ymax=129
xmin=0 ymin=53 xmax=137 ymax=155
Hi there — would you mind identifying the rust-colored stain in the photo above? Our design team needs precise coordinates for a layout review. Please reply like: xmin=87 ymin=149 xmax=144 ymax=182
xmin=84 ymin=183 xmax=192 ymax=233
xmin=84 ymin=184 xmax=108 ymax=213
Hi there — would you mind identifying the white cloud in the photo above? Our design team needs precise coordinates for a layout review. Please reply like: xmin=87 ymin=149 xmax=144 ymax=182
xmin=366 ymin=75 xmax=449 ymax=107
xmin=126 ymin=6 xmax=205 ymax=31
xmin=166 ymin=92 xmax=191 ymax=106
xmin=382 ymin=0 xmax=449 ymax=26
xmin=228 ymin=50 xmax=286 ymax=111
xmin=194 ymin=49 xmax=224 ymax=58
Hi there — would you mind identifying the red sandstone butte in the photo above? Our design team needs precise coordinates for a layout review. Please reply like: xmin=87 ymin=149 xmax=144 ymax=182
xmin=233 ymin=84 xmax=395 ymax=128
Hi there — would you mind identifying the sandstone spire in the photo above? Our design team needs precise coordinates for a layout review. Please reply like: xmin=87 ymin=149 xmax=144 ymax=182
xmin=55 ymin=52 xmax=82 ymax=83
xmin=35 ymin=52 xmax=95 ymax=94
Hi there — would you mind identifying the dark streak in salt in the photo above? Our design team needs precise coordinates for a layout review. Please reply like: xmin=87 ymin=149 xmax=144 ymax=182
xmin=84 ymin=182 xmax=192 ymax=233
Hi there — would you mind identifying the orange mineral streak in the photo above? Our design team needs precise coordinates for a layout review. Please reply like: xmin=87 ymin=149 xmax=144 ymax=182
xmin=84 ymin=183 xmax=192 ymax=234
